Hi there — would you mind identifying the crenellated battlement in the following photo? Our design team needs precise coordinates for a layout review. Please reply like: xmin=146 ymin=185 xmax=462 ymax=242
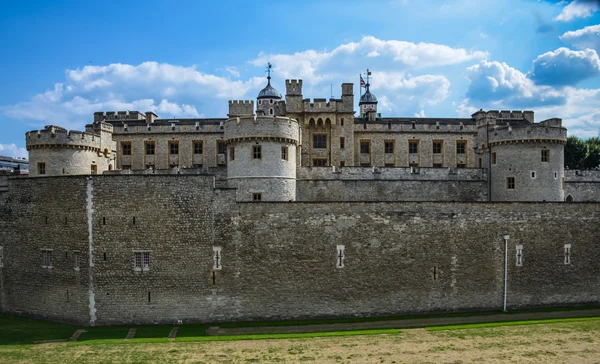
xmin=228 ymin=100 xmax=255 ymax=117
xmin=224 ymin=115 xmax=299 ymax=143
xmin=473 ymin=109 xmax=535 ymax=125
xmin=26 ymin=125 xmax=105 ymax=151
xmin=94 ymin=110 xmax=146 ymax=123
xmin=285 ymin=79 xmax=303 ymax=96
xmin=488 ymin=122 xmax=567 ymax=146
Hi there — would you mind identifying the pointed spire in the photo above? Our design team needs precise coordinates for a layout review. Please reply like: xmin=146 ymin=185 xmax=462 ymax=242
xmin=267 ymin=63 xmax=272 ymax=85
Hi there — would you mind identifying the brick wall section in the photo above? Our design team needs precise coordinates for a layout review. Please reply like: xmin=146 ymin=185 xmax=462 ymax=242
xmin=0 ymin=176 xmax=599 ymax=324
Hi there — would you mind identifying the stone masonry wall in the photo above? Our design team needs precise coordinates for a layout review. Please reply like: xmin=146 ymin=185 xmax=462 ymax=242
xmin=0 ymin=176 xmax=599 ymax=325
xmin=565 ymin=170 xmax=600 ymax=202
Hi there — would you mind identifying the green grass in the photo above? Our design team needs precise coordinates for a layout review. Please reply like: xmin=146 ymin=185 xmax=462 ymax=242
xmin=0 ymin=313 xmax=76 ymax=345
xmin=426 ymin=316 xmax=600 ymax=331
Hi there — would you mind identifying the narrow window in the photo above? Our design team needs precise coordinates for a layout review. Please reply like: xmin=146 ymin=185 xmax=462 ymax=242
xmin=409 ymin=140 xmax=419 ymax=154
xmin=564 ymin=244 xmax=571 ymax=265
xmin=148 ymin=292 xmax=151 ymax=302
xmin=456 ymin=141 xmax=466 ymax=154
xmin=213 ymin=246 xmax=222 ymax=270
xmin=339 ymin=137 xmax=345 ymax=149
xmin=541 ymin=149 xmax=549 ymax=162
xmin=229 ymin=147 xmax=235 ymax=161
xmin=281 ymin=146 xmax=288 ymax=161
xmin=121 ymin=142 xmax=132 ymax=156
xmin=313 ymin=135 xmax=327 ymax=149
xmin=42 ymin=249 xmax=53 ymax=268
xmin=217 ymin=140 xmax=227 ymax=155
xmin=269 ymin=108 xmax=274 ymax=115
xmin=74 ymin=251 xmax=80 ymax=270
xmin=411 ymin=122 xmax=416 ymax=130
xmin=432 ymin=266 xmax=439 ymax=281
xmin=554 ymin=171 xmax=558 ymax=179
xmin=193 ymin=141 xmax=203 ymax=155
xmin=340 ymin=161 xmax=345 ymax=167
xmin=38 ymin=162 xmax=46 ymax=175
xmin=90 ymin=164 xmax=98 ymax=175
xmin=252 ymin=192 xmax=262 ymax=201
xmin=0 ymin=246 xmax=3 ymax=268
xmin=145 ymin=142 xmax=155 ymax=155
xmin=341 ymin=118 xmax=344 ymax=126
xmin=516 ymin=245 xmax=523 ymax=266
xmin=384 ymin=140 xmax=394 ymax=154
xmin=360 ymin=141 xmax=370 ymax=154
xmin=258 ymin=100 xmax=262 ymax=105
xmin=252 ymin=145 xmax=262 ymax=159
xmin=506 ymin=177 xmax=516 ymax=190
xmin=103 ymin=252 xmax=107 ymax=261
xmin=133 ymin=217 xmax=136 ymax=225
xmin=562 ymin=176 xmax=565 ymax=190
xmin=492 ymin=152 xmax=497 ymax=165
xmin=531 ymin=171 xmax=536 ymax=179
xmin=433 ymin=141 xmax=442 ymax=154
xmin=312 ymin=159 xmax=327 ymax=167
xmin=103 ymin=217 xmax=106 ymax=225
xmin=336 ymin=245 xmax=345 ymax=268
xmin=169 ymin=141 xmax=179 ymax=155
xmin=270 ymin=99 xmax=274 ymax=104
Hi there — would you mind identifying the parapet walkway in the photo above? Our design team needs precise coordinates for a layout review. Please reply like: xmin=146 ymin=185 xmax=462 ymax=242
xmin=206 ymin=308 xmax=600 ymax=336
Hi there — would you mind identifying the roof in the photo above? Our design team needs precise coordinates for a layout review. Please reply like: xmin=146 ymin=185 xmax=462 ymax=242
xmin=355 ymin=117 xmax=476 ymax=125
xmin=257 ymin=80 xmax=282 ymax=99
xmin=359 ymin=90 xmax=377 ymax=104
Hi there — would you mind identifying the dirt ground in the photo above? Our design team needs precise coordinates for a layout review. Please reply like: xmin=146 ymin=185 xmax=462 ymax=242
xmin=2 ymin=320 xmax=599 ymax=363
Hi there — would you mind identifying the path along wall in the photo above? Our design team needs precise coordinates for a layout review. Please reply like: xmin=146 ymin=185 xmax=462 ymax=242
xmin=0 ymin=175 xmax=599 ymax=325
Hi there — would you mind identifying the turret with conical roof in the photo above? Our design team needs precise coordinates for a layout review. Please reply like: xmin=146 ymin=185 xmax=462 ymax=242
xmin=256 ymin=63 xmax=283 ymax=116
xmin=359 ymin=69 xmax=378 ymax=120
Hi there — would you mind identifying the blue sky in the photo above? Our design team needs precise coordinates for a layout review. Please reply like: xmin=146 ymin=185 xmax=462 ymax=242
xmin=1 ymin=0 xmax=600 ymax=158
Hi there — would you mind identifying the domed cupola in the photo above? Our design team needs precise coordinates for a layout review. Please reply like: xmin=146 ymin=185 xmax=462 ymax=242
xmin=256 ymin=63 xmax=282 ymax=116
xmin=359 ymin=69 xmax=378 ymax=118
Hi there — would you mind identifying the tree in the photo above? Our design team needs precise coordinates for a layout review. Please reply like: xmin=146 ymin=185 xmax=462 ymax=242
xmin=584 ymin=137 xmax=600 ymax=170
xmin=564 ymin=136 xmax=587 ymax=169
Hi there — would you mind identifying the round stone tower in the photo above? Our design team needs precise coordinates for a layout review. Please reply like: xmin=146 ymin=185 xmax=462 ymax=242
xmin=224 ymin=115 xmax=300 ymax=201
xmin=476 ymin=111 xmax=567 ymax=201
xmin=26 ymin=122 xmax=116 ymax=177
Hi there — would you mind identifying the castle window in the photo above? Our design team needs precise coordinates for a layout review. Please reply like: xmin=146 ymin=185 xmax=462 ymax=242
xmin=341 ymin=118 xmax=344 ymax=126
xmin=313 ymin=159 xmax=327 ymax=167
xmin=456 ymin=141 xmax=466 ymax=154
xmin=554 ymin=171 xmax=558 ymax=179
xmin=564 ymin=244 xmax=571 ymax=265
xmin=0 ymin=246 xmax=3 ymax=268
xmin=133 ymin=251 xmax=150 ymax=271
xmin=213 ymin=246 xmax=222 ymax=270
xmin=566 ymin=195 xmax=574 ymax=202
xmin=340 ymin=137 xmax=345 ymax=149
xmin=145 ymin=142 xmax=155 ymax=155
xmin=252 ymin=145 xmax=262 ymax=159
xmin=432 ymin=266 xmax=440 ymax=281
xmin=384 ymin=140 xmax=395 ymax=154
xmin=281 ymin=146 xmax=288 ymax=161
xmin=42 ymin=249 xmax=53 ymax=269
xmin=457 ymin=163 xmax=466 ymax=168
xmin=516 ymin=245 xmax=523 ymax=266
xmin=531 ymin=171 xmax=536 ymax=179
xmin=433 ymin=163 xmax=443 ymax=168
xmin=90 ymin=164 xmax=98 ymax=175
xmin=506 ymin=177 xmax=515 ymax=190
xmin=122 ymin=142 xmax=132 ymax=155
xmin=169 ymin=141 xmax=179 ymax=155
xmin=360 ymin=141 xmax=370 ymax=154
xmin=38 ymin=162 xmax=46 ymax=175
xmin=193 ymin=141 xmax=203 ymax=155
xmin=313 ymin=134 xmax=327 ymax=149
xmin=73 ymin=251 xmax=80 ymax=271
xmin=411 ymin=122 xmax=416 ymax=130
xmin=562 ymin=177 xmax=565 ymax=190
xmin=541 ymin=149 xmax=549 ymax=162
xmin=229 ymin=147 xmax=235 ymax=161
xmin=340 ymin=161 xmax=345 ymax=167
xmin=252 ymin=192 xmax=262 ymax=201
xmin=122 ymin=165 xmax=131 ymax=170
xmin=269 ymin=108 xmax=274 ymax=115
xmin=433 ymin=141 xmax=442 ymax=154
xmin=270 ymin=99 xmax=274 ymax=104
xmin=258 ymin=100 xmax=262 ymax=105
xmin=492 ymin=152 xmax=497 ymax=165
xmin=409 ymin=140 xmax=419 ymax=154
xmin=336 ymin=245 xmax=345 ymax=268
xmin=217 ymin=140 xmax=227 ymax=155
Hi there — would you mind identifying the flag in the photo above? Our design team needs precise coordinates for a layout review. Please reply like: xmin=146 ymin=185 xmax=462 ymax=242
xmin=360 ymin=75 xmax=366 ymax=88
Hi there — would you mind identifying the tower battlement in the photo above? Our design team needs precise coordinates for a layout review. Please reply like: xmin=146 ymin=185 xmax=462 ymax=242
xmin=228 ymin=100 xmax=255 ymax=117
xmin=286 ymin=79 xmax=303 ymax=96
xmin=94 ymin=111 xmax=146 ymax=123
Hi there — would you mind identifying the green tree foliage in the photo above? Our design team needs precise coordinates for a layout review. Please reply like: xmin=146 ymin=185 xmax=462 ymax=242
xmin=564 ymin=136 xmax=600 ymax=170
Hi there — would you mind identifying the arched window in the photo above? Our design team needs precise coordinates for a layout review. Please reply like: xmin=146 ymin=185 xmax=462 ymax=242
xmin=269 ymin=109 xmax=274 ymax=115
xmin=566 ymin=195 xmax=574 ymax=202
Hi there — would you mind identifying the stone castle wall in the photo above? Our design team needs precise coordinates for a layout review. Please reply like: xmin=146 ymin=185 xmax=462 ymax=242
xmin=1 ymin=175 xmax=598 ymax=325
xmin=565 ymin=170 xmax=600 ymax=202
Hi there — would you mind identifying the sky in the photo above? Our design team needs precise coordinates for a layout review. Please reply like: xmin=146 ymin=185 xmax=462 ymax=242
xmin=1 ymin=0 xmax=600 ymax=158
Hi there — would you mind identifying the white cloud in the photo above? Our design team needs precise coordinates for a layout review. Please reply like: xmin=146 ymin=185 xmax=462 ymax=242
xmin=225 ymin=66 xmax=240 ymax=77
xmin=561 ymin=24 xmax=600 ymax=50
xmin=535 ymin=87 xmax=600 ymax=138
xmin=555 ymin=0 xmax=600 ymax=21
xmin=528 ymin=47 xmax=600 ymax=86
xmin=414 ymin=109 xmax=426 ymax=117
xmin=0 ymin=143 xmax=28 ymax=159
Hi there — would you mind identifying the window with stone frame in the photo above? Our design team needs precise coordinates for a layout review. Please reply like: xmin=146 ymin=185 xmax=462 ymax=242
xmin=193 ymin=141 xmax=203 ymax=155
xmin=121 ymin=142 xmax=132 ymax=155
xmin=456 ymin=140 xmax=466 ymax=154
xmin=133 ymin=251 xmax=150 ymax=270
xmin=253 ymin=145 xmax=262 ymax=159
xmin=541 ymin=149 xmax=550 ymax=162
xmin=564 ymin=244 xmax=571 ymax=265
xmin=384 ymin=140 xmax=395 ymax=154
xmin=492 ymin=152 xmax=497 ymax=165
xmin=90 ymin=164 xmax=98 ymax=175
xmin=409 ymin=140 xmax=419 ymax=154
xmin=281 ymin=146 xmax=288 ymax=161
xmin=339 ymin=137 xmax=345 ymax=149
xmin=360 ymin=140 xmax=370 ymax=153
xmin=252 ymin=193 xmax=262 ymax=201
xmin=433 ymin=141 xmax=442 ymax=154
xmin=506 ymin=176 xmax=516 ymax=190
xmin=145 ymin=142 xmax=155 ymax=155
xmin=217 ymin=141 xmax=227 ymax=155
xmin=229 ymin=147 xmax=235 ymax=161
xmin=42 ymin=249 xmax=53 ymax=268
xmin=313 ymin=159 xmax=327 ymax=166
xmin=169 ymin=141 xmax=179 ymax=155
xmin=313 ymin=134 xmax=327 ymax=149
xmin=73 ymin=251 xmax=80 ymax=270
xmin=38 ymin=162 xmax=46 ymax=175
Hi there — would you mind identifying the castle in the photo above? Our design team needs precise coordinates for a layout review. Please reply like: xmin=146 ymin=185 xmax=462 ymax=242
xmin=0 ymin=70 xmax=599 ymax=325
